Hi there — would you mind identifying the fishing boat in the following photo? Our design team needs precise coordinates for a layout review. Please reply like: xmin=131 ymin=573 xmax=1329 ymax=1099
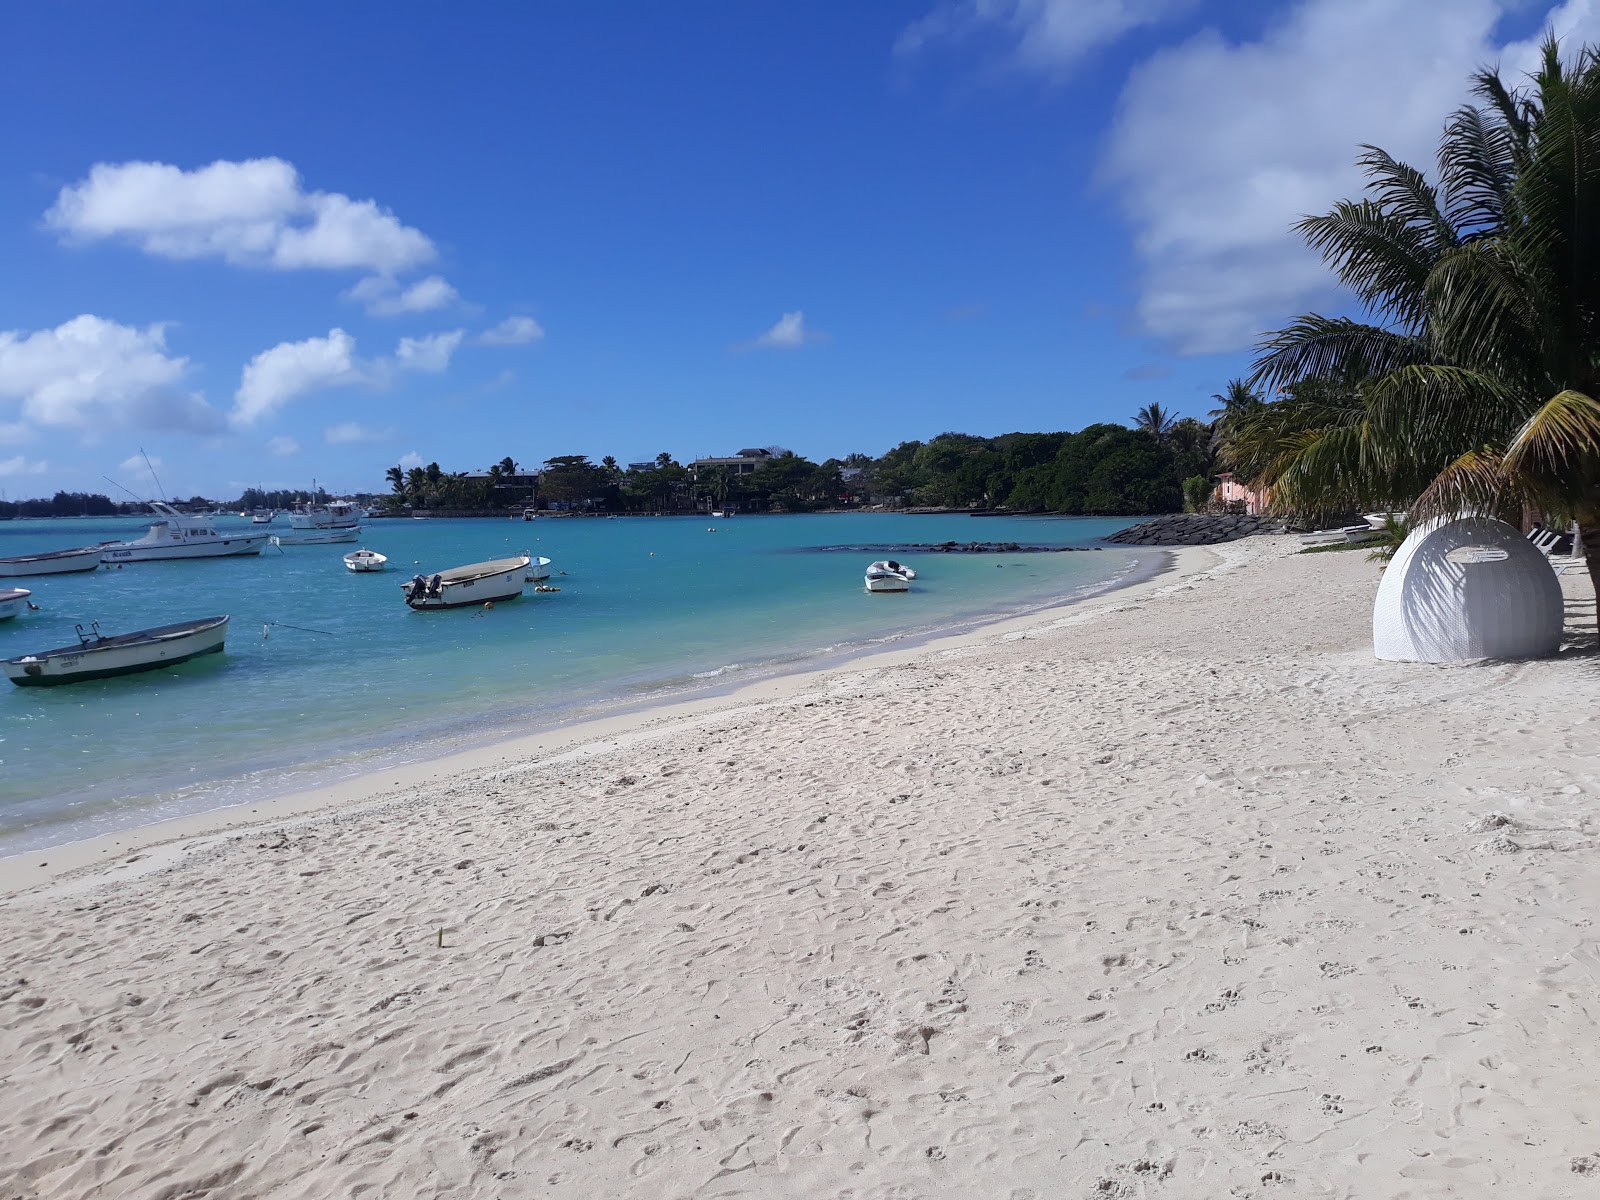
xmin=344 ymin=548 xmax=388 ymax=573
xmin=525 ymin=556 xmax=553 ymax=581
xmin=4 ymin=615 xmax=229 ymax=687
xmin=0 ymin=588 xmax=32 ymax=621
xmin=402 ymin=554 xmax=530 ymax=610
xmin=101 ymin=503 xmax=271 ymax=562
xmin=271 ymin=527 xmax=361 ymax=546
xmin=864 ymin=560 xmax=916 ymax=593
xmin=289 ymin=497 xmax=362 ymax=531
xmin=0 ymin=544 xmax=105 ymax=577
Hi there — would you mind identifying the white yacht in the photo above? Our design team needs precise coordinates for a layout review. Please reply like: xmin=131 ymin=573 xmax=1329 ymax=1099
xmin=101 ymin=503 xmax=271 ymax=562
xmin=864 ymin=559 xmax=916 ymax=593
xmin=289 ymin=498 xmax=362 ymax=531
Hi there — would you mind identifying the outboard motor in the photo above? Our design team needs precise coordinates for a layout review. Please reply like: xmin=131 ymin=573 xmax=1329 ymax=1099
xmin=408 ymin=574 xmax=427 ymax=602
xmin=427 ymin=574 xmax=443 ymax=599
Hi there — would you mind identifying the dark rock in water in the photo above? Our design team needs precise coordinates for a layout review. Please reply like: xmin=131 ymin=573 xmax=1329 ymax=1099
xmin=1103 ymin=514 xmax=1271 ymax=547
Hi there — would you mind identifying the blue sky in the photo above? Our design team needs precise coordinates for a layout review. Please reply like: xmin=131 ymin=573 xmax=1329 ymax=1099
xmin=1 ymin=0 xmax=1595 ymax=499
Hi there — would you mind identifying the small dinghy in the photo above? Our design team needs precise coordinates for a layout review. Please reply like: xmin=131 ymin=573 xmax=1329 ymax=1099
xmin=4 ymin=615 xmax=229 ymax=687
xmin=525 ymin=556 xmax=553 ymax=581
xmin=0 ymin=545 xmax=105 ymax=578
xmin=865 ymin=559 xmax=916 ymax=593
xmin=343 ymin=548 xmax=388 ymax=573
xmin=402 ymin=554 xmax=530 ymax=610
xmin=0 ymin=588 xmax=32 ymax=622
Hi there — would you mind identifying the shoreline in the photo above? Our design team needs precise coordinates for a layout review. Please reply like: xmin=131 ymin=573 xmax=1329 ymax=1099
xmin=0 ymin=545 xmax=1209 ymax=896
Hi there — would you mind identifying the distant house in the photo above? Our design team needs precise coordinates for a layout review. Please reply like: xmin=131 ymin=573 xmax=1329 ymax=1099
xmin=690 ymin=447 xmax=774 ymax=478
xmin=1213 ymin=471 xmax=1269 ymax=515
xmin=627 ymin=461 xmax=659 ymax=473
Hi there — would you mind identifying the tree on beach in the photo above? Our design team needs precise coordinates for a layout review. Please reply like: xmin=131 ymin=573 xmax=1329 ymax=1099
xmin=1242 ymin=37 xmax=1600 ymax=589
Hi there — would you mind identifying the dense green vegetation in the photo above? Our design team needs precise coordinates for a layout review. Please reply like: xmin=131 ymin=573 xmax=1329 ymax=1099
xmin=1225 ymin=37 xmax=1600 ymax=590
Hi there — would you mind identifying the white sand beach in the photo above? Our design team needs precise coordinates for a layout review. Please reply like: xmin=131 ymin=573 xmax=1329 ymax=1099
xmin=3 ymin=537 xmax=1597 ymax=1199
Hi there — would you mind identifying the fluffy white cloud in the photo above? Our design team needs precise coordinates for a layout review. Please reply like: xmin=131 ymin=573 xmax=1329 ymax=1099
xmin=232 ymin=328 xmax=367 ymax=427
xmin=395 ymin=330 xmax=464 ymax=373
xmin=46 ymin=158 xmax=436 ymax=275
xmin=1102 ymin=0 xmax=1600 ymax=354
xmin=347 ymin=274 xmax=459 ymax=316
xmin=898 ymin=0 xmax=1191 ymax=72
xmin=398 ymin=451 xmax=424 ymax=470
xmin=324 ymin=421 xmax=395 ymax=445
xmin=477 ymin=315 xmax=545 ymax=345
xmin=267 ymin=436 xmax=300 ymax=457
xmin=749 ymin=311 xmax=814 ymax=349
xmin=0 ymin=455 xmax=48 ymax=477
xmin=0 ymin=315 xmax=219 ymax=434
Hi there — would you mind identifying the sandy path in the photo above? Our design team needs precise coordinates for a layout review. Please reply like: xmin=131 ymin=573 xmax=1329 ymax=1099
xmin=2 ymin=537 xmax=1597 ymax=1199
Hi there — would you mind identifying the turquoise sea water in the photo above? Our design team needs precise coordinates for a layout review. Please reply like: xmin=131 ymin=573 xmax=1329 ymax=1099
xmin=0 ymin=512 xmax=1151 ymax=853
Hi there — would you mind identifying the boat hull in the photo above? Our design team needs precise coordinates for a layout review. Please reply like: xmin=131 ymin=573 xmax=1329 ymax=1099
xmin=102 ymin=535 xmax=269 ymax=562
xmin=525 ymin=556 xmax=553 ymax=581
xmin=0 ymin=547 xmax=105 ymax=577
xmin=273 ymin=528 xmax=362 ymax=546
xmin=0 ymin=589 xmax=30 ymax=621
xmin=403 ymin=556 xmax=529 ymax=610
xmin=865 ymin=574 xmax=910 ymax=592
xmin=344 ymin=551 xmax=388 ymax=572
xmin=4 ymin=617 xmax=228 ymax=687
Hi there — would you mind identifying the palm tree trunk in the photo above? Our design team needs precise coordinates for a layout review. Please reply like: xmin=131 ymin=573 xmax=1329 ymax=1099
xmin=1580 ymin=522 xmax=1600 ymax=600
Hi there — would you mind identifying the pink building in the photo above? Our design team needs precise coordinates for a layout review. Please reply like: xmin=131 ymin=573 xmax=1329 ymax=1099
xmin=1213 ymin=472 xmax=1269 ymax=515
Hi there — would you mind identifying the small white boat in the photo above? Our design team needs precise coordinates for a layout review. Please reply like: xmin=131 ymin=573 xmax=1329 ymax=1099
xmin=865 ymin=559 xmax=916 ymax=593
xmin=101 ymin=503 xmax=271 ymax=562
xmin=525 ymin=556 xmax=553 ymax=581
xmin=402 ymin=554 xmax=530 ymax=610
xmin=271 ymin=527 xmax=362 ymax=546
xmin=0 ymin=588 xmax=32 ymax=621
xmin=0 ymin=545 xmax=105 ymax=577
xmin=344 ymin=548 xmax=388 ymax=573
xmin=4 ymin=615 xmax=229 ymax=687
xmin=250 ymin=509 xmax=277 ymax=525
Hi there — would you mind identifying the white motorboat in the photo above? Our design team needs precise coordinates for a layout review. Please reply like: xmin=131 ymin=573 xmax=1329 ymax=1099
xmin=101 ymin=503 xmax=271 ymax=562
xmin=289 ymin=498 xmax=362 ymax=531
xmin=525 ymin=556 xmax=553 ymax=581
xmin=402 ymin=554 xmax=530 ymax=610
xmin=865 ymin=559 xmax=916 ymax=593
xmin=0 ymin=588 xmax=32 ymax=621
xmin=250 ymin=509 xmax=277 ymax=525
xmin=271 ymin=527 xmax=362 ymax=546
xmin=344 ymin=548 xmax=388 ymax=573
xmin=4 ymin=615 xmax=229 ymax=687
xmin=0 ymin=545 xmax=105 ymax=577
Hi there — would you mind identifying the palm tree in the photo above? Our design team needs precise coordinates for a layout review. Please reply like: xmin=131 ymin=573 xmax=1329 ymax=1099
xmin=1208 ymin=378 xmax=1263 ymax=455
xmin=498 ymin=456 xmax=517 ymax=476
xmin=1242 ymin=38 xmax=1600 ymax=590
xmin=384 ymin=465 xmax=404 ymax=495
xmin=1133 ymin=402 xmax=1178 ymax=441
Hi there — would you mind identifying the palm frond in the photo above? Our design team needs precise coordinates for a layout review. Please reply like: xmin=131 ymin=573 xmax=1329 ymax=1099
xmin=1295 ymin=201 xmax=1437 ymax=328
xmin=1251 ymin=316 xmax=1427 ymax=392
xmin=1356 ymin=145 xmax=1460 ymax=251
xmin=1502 ymin=388 xmax=1600 ymax=480
xmin=1410 ymin=446 xmax=1512 ymax=520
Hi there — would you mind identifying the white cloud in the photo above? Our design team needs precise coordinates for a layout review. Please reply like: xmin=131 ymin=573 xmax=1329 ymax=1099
xmin=232 ymin=328 xmax=368 ymax=427
xmin=0 ymin=455 xmax=48 ymax=477
xmin=347 ymin=274 xmax=459 ymax=316
xmin=1102 ymin=0 xmax=1600 ymax=354
xmin=0 ymin=421 xmax=34 ymax=445
xmin=747 ymin=311 xmax=818 ymax=350
xmin=46 ymin=158 xmax=436 ymax=275
xmin=898 ymin=0 xmax=1191 ymax=73
xmin=395 ymin=329 xmax=464 ymax=373
xmin=267 ymin=436 xmax=300 ymax=457
xmin=0 ymin=315 xmax=220 ymax=434
xmin=324 ymin=421 xmax=396 ymax=445
xmin=398 ymin=451 xmax=424 ymax=470
xmin=478 ymin=315 xmax=545 ymax=345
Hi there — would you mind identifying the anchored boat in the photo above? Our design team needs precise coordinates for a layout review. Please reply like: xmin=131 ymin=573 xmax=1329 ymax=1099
xmin=864 ymin=560 xmax=916 ymax=593
xmin=289 ymin=498 xmax=362 ymax=531
xmin=525 ymin=556 xmax=553 ymax=581
xmin=0 ymin=588 xmax=32 ymax=621
xmin=0 ymin=545 xmax=105 ymax=577
xmin=4 ymin=615 xmax=229 ymax=687
xmin=101 ymin=503 xmax=270 ymax=562
xmin=344 ymin=548 xmax=388 ymax=573
xmin=403 ymin=554 xmax=530 ymax=610
xmin=271 ymin=527 xmax=361 ymax=546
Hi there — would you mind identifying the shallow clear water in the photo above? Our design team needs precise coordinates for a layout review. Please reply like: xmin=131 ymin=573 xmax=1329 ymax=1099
xmin=0 ymin=512 xmax=1149 ymax=852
